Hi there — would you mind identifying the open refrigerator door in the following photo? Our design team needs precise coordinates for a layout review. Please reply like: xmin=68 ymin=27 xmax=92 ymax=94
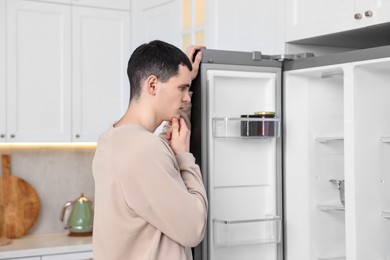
xmin=191 ymin=51 xmax=284 ymax=260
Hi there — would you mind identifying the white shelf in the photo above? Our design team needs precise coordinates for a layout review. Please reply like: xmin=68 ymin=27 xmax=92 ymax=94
xmin=382 ymin=210 xmax=390 ymax=218
xmin=316 ymin=204 xmax=345 ymax=211
xmin=315 ymin=136 xmax=344 ymax=143
xmin=318 ymin=256 xmax=345 ymax=260
xmin=212 ymin=117 xmax=280 ymax=138
xmin=380 ymin=136 xmax=390 ymax=143
xmin=214 ymin=184 xmax=269 ymax=189
xmin=213 ymin=216 xmax=281 ymax=247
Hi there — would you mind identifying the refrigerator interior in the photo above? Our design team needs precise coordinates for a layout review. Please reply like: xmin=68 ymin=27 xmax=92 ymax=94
xmin=205 ymin=68 xmax=282 ymax=260
xmin=284 ymin=56 xmax=390 ymax=260
xmin=350 ymin=58 xmax=390 ymax=259
xmin=284 ymin=65 xmax=346 ymax=260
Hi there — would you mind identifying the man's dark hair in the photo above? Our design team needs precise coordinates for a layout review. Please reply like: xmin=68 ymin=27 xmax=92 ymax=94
xmin=127 ymin=40 xmax=192 ymax=101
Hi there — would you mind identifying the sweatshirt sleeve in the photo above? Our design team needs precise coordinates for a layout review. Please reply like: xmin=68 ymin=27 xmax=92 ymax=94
xmin=113 ymin=130 xmax=208 ymax=247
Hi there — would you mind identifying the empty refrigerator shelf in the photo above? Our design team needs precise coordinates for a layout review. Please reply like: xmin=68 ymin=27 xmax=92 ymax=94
xmin=212 ymin=117 xmax=280 ymax=138
xmin=315 ymin=136 xmax=344 ymax=143
xmin=318 ymin=256 xmax=346 ymax=260
xmin=213 ymin=216 xmax=281 ymax=247
xmin=316 ymin=204 xmax=345 ymax=211
xmin=380 ymin=136 xmax=390 ymax=143
xmin=381 ymin=210 xmax=390 ymax=218
xmin=214 ymin=184 xmax=269 ymax=189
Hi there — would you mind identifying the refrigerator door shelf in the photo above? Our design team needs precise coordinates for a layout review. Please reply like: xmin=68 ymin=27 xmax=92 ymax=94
xmin=212 ymin=216 xmax=281 ymax=247
xmin=317 ymin=257 xmax=346 ymax=260
xmin=315 ymin=136 xmax=344 ymax=143
xmin=380 ymin=136 xmax=390 ymax=143
xmin=316 ymin=204 xmax=345 ymax=211
xmin=381 ymin=210 xmax=390 ymax=218
xmin=212 ymin=117 xmax=280 ymax=138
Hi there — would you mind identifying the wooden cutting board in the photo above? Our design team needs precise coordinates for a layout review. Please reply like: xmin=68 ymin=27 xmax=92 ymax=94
xmin=0 ymin=154 xmax=40 ymax=239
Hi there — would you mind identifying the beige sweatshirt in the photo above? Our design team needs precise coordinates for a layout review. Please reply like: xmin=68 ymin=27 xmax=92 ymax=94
xmin=92 ymin=106 xmax=208 ymax=259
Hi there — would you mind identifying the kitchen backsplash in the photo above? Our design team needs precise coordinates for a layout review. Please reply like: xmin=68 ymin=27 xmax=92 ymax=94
xmin=0 ymin=146 xmax=95 ymax=235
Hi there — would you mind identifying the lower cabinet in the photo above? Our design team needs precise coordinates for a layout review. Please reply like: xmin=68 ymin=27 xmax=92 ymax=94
xmin=9 ymin=251 xmax=92 ymax=260
xmin=8 ymin=257 xmax=41 ymax=260
xmin=0 ymin=233 xmax=92 ymax=260
xmin=42 ymin=251 xmax=93 ymax=260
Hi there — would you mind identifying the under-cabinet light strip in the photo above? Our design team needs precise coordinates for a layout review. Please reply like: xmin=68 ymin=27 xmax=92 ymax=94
xmin=0 ymin=142 xmax=97 ymax=148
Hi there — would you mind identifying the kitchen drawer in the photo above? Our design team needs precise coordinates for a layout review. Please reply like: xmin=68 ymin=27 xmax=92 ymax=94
xmin=7 ymin=257 xmax=41 ymax=260
xmin=42 ymin=251 xmax=92 ymax=260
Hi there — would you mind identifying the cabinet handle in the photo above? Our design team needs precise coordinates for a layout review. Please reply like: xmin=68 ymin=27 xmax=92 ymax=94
xmin=354 ymin=13 xmax=362 ymax=20
xmin=0 ymin=134 xmax=5 ymax=138
xmin=365 ymin=10 xmax=373 ymax=17
xmin=75 ymin=134 xmax=80 ymax=138
xmin=10 ymin=134 xmax=15 ymax=138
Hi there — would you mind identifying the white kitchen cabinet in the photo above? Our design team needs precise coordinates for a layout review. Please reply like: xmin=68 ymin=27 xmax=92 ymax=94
xmin=23 ymin=0 xmax=130 ymax=10
xmin=5 ymin=0 xmax=72 ymax=142
xmin=131 ymin=0 xmax=285 ymax=55
xmin=7 ymin=252 xmax=92 ymax=260
xmin=205 ymin=0 xmax=285 ymax=54
xmin=286 ymin=0 xmax=390 ymax=42
xmin=131 ymin=0 xmax=180 ymax=48
xmin=72 ymin=6 xmax=130 ymax=142
xmin=41 ymin=251 xmax=92 ymax=260
xmin=0 ymin=0 xmax=6 ymax=141
xmin=8 ymin=257 xmax=41 ymax=260
xmin=3 ymin=0 xmax=130 ymax=143
xmin=8 ymin=253 xmax=92 ymax=260
xmin=72 ymin=0 xmax=130 ymax=10
xmin=0 ymin=233 xmax=92 ymax=260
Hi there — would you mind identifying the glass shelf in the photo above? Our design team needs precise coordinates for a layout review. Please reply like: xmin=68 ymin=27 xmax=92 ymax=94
xmin=318 ymin=256 xmax=345 ymax=260
xmin=212 ymin=117 xmax=280 ymax=138
xmin=316 ymin=204 xmax=345 ymax=211
xmin=213 ymin=216 xmax=281 ymax=247
xmin=214 ymin=184 xmax=269 ymax=189
xmin=380 ymin=136 xmax=390 ymax=143
xmin=315 ymin=137 xmax=344 ymax=143
xmin=382 ymin=210 xmax=390 ymax=218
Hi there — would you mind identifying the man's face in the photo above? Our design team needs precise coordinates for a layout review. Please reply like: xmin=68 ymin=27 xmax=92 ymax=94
xmin=156 ymin=65 xmax=192 ymax=121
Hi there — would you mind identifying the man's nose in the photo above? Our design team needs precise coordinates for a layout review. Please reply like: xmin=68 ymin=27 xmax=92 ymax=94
xmin=183 ymin=91 xmax=191 ymax=103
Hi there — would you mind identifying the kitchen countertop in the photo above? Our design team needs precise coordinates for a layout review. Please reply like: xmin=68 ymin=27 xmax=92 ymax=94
xmin=0 ymin=232 xmax=92 ymax=259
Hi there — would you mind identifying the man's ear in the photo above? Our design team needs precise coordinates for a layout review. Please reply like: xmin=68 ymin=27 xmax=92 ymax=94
xmin=146 ymin=75 xmax=158 ymax=95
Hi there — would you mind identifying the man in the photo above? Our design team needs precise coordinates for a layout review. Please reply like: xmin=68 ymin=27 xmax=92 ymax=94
xmin=92 ymin=40 xmax=208 ymax=260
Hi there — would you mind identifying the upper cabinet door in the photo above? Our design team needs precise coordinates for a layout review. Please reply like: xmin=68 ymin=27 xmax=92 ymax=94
xmin=286 ymin=0 xmax=354 ymax=42
xmin=132 ymin=0 xmax=180 ymax=48
xmin=22 ymin=0 xmax=130 ymax=10
xmin=355 ymin=0 xmax=390 ymax=26
xmin=72 ymin=6 xmax=130 ymax=142
xmin=207 ymin=0 xmax=285 ymax=54
xmin=0 ymin=1 xmax=6 ymax=142
xmin=286 ymin=0 xmax=390 ymax=42
xmin=6 ymin=0 xmax=72 ymax=142
xmin=71 ymin=0 xmax=131 ymax=10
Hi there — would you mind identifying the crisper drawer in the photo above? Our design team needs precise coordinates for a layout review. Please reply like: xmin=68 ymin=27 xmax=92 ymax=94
xmin=213 ymin=216 xmax=281 ymax=247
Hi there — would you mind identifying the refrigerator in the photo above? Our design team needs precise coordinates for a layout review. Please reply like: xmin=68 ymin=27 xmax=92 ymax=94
xmin=189 ymin=45 xmax=390 ymax=260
